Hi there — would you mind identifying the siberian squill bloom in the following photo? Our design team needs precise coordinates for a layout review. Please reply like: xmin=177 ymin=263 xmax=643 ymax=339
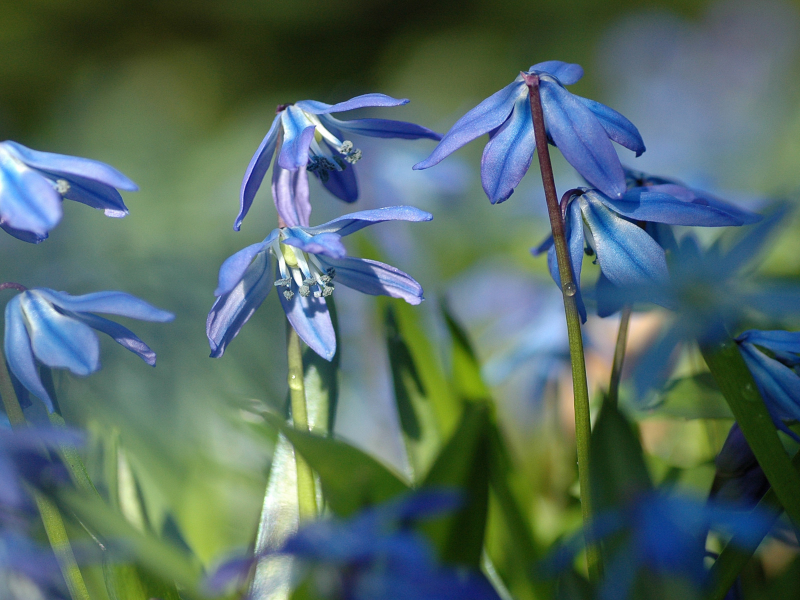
xmin=533 ymin=185 xmax=761 ymax=321
xmin=0 ymin=141 xmax=137 ymax=243
xmin=208 ymin=206 xmax=431 ymax=361
xmin=414 ymin=60 xmax=645 ymax=203
xmin=237 ymin=95 xmax=441 ymax=230
xmin=207 ymin=491 xmax=500 ymax=600
xmin=4 ymin=288 xmax=174 ymax=412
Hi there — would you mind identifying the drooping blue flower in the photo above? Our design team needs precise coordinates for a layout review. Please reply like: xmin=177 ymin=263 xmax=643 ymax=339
xmin=414 ymin=61 xmax=645 ymax=203
xmin=237 ymin=95 xmax=441 ymax=230
xmin=207 ymin=490 xmax=501 ymax=600
xmin=0 ymin=141 xmax=138 ymax=243
xmin=3 ymin=288 xmax=174 ymax=412
xmin=208 ymin=206 xmax=432 ymax=361
xmin=533 ymin=186 xmax=761 ymax=322
xmin=711 ymin=423 xmax=769 ymax=509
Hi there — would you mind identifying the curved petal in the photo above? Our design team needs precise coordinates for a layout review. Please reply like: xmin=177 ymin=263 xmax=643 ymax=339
xmin=322 ymin=115 xmax=441 ymax=141
xmin=546 ymin=199 xmax=587 ymax=322
xmin=530 ymin=61 xmax=584 ymax=85
xmin=316 ymin=256 xmax=424 ymax=304
xmin=4 ymin=296 xmax=53 ymax=411
xmin=318 ymin=160 xmax=358 ymax=202
xmin=283 ymin=231 xmax=346 ymax=259
xmin=531 ymin=234 xmax=553 ymax=256
xmin=736 ymin=330 xmax=800 ymax=356
xmin=0 ymin=221 xmax=47 ymax=243
xmin=0 ymin=147 xmax=62 ymax=235
xmin=631 ymin=324 xmax=685 ymax=404
xmin=480 ymin=93 xmax=535 ymax=203
xmin=214 ymin=234 xmax=275 ymax=296
xmin=278 ymin=287 xmax=336 ymax=361
xmin=236 ymin=114 xmax=281 ymax=231
xmin=594 ymin=271 xmax=625 ymax=318
xmin=739 ymin=342 xmax=800 ymax=421
xmin=413 ymin=81 xmax=524 ymax=170
xmin=207 ymin=252 xmax=273 ymax=358
xmin=575 ymin=97 xmax=645 ymax=156
xmin=272 ymin=163 xmax=311 ymax=227
xmin=20 ymin=292 xmax=99 ymax=376
xmin=55 ymin=172 xmax=129 ymax=217
xmin=277 ymin=107 xmax=316 ymax=170
xmin=303 ymin=206 xmax=433 ymax=237
xmin=70 ymin=311 xmax=157 ymax=366
xmin=643 ymin=184 xmax=761 ymax=225
xmin=580 ymin=195 xmax=669 ymax=288
xmin=594 ymin=189 xmax=745 ymax=227
xmin=721 ymin=206 xmax=788 ymax=276
xmin=540 ymin=80 xmax=626 ymax=198
xmin=34 ymin=289 xmax=175 ymax=322
xmin=295 ymin=94 xmax=408 ymax=115
xmin=4 ymin=141 xmax=138 ymax=191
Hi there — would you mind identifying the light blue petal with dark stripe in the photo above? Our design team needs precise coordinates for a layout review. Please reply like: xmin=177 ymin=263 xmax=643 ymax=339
xmin=3 ymin=296 xmax=53 ymax=411
xmin=317 ymin=256 xmax=424 ymax=305
xmin=237 ymin=113 xmax=281 ymax=231
xmin=278 ymin=288 xmax=335 ymax=362
xmin=303 ymin=206 xmax=432 ymax=237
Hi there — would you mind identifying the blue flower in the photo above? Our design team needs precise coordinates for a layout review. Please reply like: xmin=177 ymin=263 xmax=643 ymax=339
xmin=4 ymin=288 xmax=174 ymax=412
xmin=0 ymin=141 xmax=138 ymax=243
xmin=207 ymin=491 xmax=500 ymax=600
xmin=414 ymin=60 xmax=645 ymax=203
xmin=735 ymin=329 xmax=800 ymax=426
xmin=711 ymin=423 xmax=769 ymax=509
xmin=534 ymin=185 xmax=760 ymax=322
xmin=237 ymin=95 xmax=441 ymax=230
xmin=208 ymin=206 xmax=431 ymax=361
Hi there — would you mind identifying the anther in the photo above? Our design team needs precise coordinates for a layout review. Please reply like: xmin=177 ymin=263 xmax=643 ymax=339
xmin=274 ymin=278 xmax=292 ymax=287
xmin=54 ymin=179 xmax=70 ymax=195
xmin=283 ymin=289 xmax=294 ymax=300
xmin=299 ymin=285 xmax=310 ymax=297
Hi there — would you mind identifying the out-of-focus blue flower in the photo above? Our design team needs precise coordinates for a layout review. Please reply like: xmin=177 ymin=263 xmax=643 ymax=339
xmin=533 ymin=185 xmax=759 ymax=322
xmin=237 ymin=95 xmax=441 ymax=230
xmin=414 ymin=61 xmax=645 ymax=203
xmin=4 ymin=288 xmax=174 ymax=412
xmin=711 ymin=423 xmax=769 ymax=509
xmin=736 ymin=329 xmax=800 ymax=426
xmin=207 ymin=490 xmax=501 ymax=600
xmin=208 ymin=206 xmax=431 ymax=361
xmin=0 ymin=141 xmax=137 ymax=243
xmin=0 ymin=533 xmax=69 ymax=599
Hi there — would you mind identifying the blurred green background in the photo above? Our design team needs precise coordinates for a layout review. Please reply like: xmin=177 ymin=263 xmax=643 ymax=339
xmin=2 ymin=0 xmax=800 ymax=569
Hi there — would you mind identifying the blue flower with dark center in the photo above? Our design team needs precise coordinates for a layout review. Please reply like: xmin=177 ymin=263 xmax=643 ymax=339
xmin=0 ymin=141 xmax=137 ymax=243
xmin=533 ymin=186 xmax=761 ymax=322
xmin=414 ymin=60 xmax=645 ymax=203
xmin=4 ymin=288 xmax=174 ymax=412
xmin=208 ymin=206 xmax=431 ymax=361
xmin=237 ymin=95 xmax=441 ymax=230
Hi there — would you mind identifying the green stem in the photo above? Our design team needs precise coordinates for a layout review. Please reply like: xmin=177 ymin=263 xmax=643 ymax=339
xmin=607 ymin=306 xmax=632 ymax=408
xmin=286 ymin=324 xmax=318 ymax=521
xmin=0 ymin=348 xmax=91 ymax=600
xmin=706 ymin=450 xmax=800 ymax=600
xmin=701 ymin=339 xmax=800 ymax=531
xmin=523 ymin=73 xmax=599 ymax=581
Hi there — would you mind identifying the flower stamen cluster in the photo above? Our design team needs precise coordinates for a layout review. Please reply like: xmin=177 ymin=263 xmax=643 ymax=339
xmin=272 ymin=234 xmax=336 ymax=300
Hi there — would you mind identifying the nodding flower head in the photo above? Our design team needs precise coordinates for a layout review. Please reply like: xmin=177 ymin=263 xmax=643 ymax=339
xmin=236 ymin=94 xmax=441 ymax=231
xmin=208 ymin=206 xmax=433 ymax=361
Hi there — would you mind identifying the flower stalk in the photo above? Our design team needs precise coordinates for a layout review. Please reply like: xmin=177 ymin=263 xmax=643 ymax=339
xmin=523 ymin=72 xmax=600 ymax=580
xmin=607 ymin=306 xmax=633 ymax=408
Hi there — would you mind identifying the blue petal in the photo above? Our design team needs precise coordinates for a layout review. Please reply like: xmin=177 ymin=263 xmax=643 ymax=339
xmin=480 ymin=92 xmax=535 ymax=203
xmin=739 ymin=342 xmax=800 ymax=421
xmin=318 ymin=160 xmax=358 ymax=202
xmin=20 ymin=291 xmax=99 ymax=376
xmin=277 ymin=107 xmax=316 ymax=170
xmin=645 ymin=183 xmax=761 ymax=225
xmin=576 ymin=97 xmax=645 ymax=156
xmin=236 ymin=114 xmax=281 ymax=231
xmin=413 ymin=81 xmax=525 ymax=170
xmin=317 ymin=256 xmax=424 ymax=305
xmin=546 ymin=198 xmax=587 ymax=322
xmin=283 ymin=230 xmax=346 ymax=259
xmin=303 ymin=206 xmax=432 ymax=237
xmin=295 ymin=94 xmax=409 ymax=115
xmin=531 ymin=234 xmax=553 ymax=256
xmin=214 ymin=234 xmax=275 ymax=296
xmin=580 ymin=194 xmax=669 ymax=288
xmin=70 ymin=312 xmax=157 ymax=366
xmin=736 ymin=330 xmax=800 ymax=359
xmin=272 ymin=163 xmax=311 ymax=227
xmin=530 ymin=61 xmax=584 ymax=85
xmin=4 ymin=296 xmax=53 ymax=411
xmin=320 ymin=114 xmax=441 ymax=140
xmin=719 ymin=206 xmax=788 ymax=276
xmin=0 ymin=145 xmax=62 ymax=235
xmin=539 ymin=80 xmax=626 ymax=198
xmin=34 ymin=289 xmax=175 ymax=322
xmin=207 ymin=251 xmax=273 ymax=358
xmin=594 ymin=271 xmax=626 ymax=318
xmin=4 ymin=141 xmax=138 ymax=191
xmin=278 ymin=288 xmax=336 ymax=361
xmin=55 ymin=172 xmax=129 ymax=217
xmin=594 ymin=189 xmax=745 ymax=227
xmin=631 ymin=324 xmax=685 ymax=404
xmin=0 ymin=222 xmax=47 ymax=243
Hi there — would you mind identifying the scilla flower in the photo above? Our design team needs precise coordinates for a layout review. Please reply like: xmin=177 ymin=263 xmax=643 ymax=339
xmin=3 ymin=287 xmax=174 ymax=412
xmin=414 ymin=61 xmax=645 ymax=203
xmin=208 ymin=206 xmax=431 ymax=361
xmin=237 ymin=95 xmax=440 ymax=230
xmin=0 ymin=141 xmax=137 ymax=243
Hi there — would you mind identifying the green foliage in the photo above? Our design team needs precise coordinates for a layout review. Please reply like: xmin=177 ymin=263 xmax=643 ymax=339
xmin=650 ymin=373 xmax=733 ymax=419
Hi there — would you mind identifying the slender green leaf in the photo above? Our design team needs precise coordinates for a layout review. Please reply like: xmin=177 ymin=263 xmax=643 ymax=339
xmin=304 ymin=296 xmax=340 ymax=435
xmin=442 ymin=304 xmax=490 ymax=402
